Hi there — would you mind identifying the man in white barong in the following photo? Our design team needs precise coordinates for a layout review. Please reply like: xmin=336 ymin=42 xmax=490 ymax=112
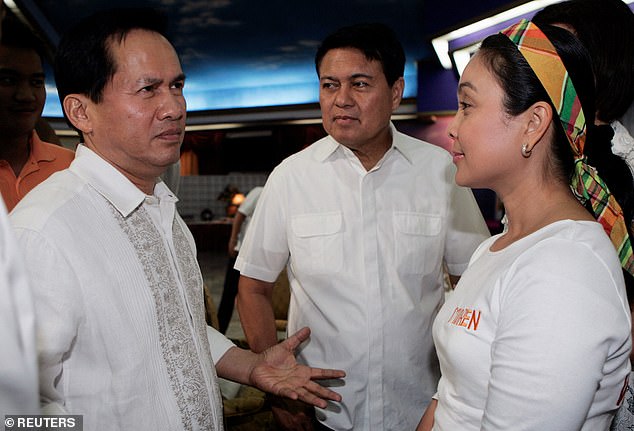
xmin=9 ymin=8 xmax=344 ymax=430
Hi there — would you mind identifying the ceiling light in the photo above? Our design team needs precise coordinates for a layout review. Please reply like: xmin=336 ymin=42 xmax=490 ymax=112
xmin=433 ymin=0 xmax=634 ymax=71
xmin=432 ymin=0 xmax=564 ymax=69
xmin=3 ymin=0 xmax=18 ymax=11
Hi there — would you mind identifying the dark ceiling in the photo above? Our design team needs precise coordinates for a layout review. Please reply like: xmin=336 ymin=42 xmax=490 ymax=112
xmin=11 ymin=0 xmax=516 ymax=117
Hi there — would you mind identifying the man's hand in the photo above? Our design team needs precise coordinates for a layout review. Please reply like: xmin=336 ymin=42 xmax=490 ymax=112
xmin=227 ymin=237 xmax=238 ymax=257
xmin=248 ymin=327 xmax=345 ymax=409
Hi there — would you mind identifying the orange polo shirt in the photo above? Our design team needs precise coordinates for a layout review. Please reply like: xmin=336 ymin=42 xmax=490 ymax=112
xmin=0 ymin=131 xmax=75 ymax=212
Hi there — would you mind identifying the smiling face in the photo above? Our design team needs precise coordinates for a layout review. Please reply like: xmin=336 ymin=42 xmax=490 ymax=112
xmin=0 ymin=45 xmax=45 ymax=141
xmin=80 ymin=29 xmax=186 ymax=190
xmin=318 ymin=47 xmax=403 ymax=153
xmin=447 ymin=53 xmax=529 ymax=190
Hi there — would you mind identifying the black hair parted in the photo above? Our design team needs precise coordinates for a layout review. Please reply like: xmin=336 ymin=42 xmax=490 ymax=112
xmin=54 ymin=7 xmax=169 ymax=107
xmin=314 ymin=22 xmax=405 ymax=87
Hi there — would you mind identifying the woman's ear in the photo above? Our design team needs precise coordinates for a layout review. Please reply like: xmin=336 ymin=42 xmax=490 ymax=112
xmin=523 ymin=101 xmax=553 ymax=153
xmin=63 ymin=94 xmax=93 ymax=135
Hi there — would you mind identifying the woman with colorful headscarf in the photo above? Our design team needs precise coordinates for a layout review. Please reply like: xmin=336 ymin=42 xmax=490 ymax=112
xmin=532 ymin=4 xmax=634 ymax=428
xmin=417 ymin=20 xmax=633 ymax=431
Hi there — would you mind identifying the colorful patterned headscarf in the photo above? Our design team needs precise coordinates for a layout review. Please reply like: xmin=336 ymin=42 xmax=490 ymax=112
xmin=501 ymin=19 xmax=634 ymax=276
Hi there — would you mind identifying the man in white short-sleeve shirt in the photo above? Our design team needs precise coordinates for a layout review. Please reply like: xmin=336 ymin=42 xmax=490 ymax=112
xmin=236 ymin=23 xmax=490 ymax=431
xmin=218 ymin=186 xmax=264 ymax=334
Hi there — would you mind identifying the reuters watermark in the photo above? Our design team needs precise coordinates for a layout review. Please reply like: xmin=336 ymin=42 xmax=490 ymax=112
xmin=4 ymin=415 xmax=82 ymax=431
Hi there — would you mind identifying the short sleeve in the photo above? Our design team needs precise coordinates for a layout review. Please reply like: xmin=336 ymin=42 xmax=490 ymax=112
xmin=444 ymin=183 xmax=490 ymax=275
xmin=237 ymin=187 xmax=263 ymax=218
xmin=482 ymin=239 xmax=631 ymax=430
xmin=235 ymin=172 xmax=289 ymax=282
xmin=206 ymin=325 xmax=236 ymax=364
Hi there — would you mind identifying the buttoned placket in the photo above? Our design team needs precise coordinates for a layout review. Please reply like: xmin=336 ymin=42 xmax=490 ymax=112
xmin=144 ymin=193 xmax=196 ymax=322
xmin=343 ymin=146 xmax=395 ymax=430
xmin=147 ymin=191 xmax=221 ymax=409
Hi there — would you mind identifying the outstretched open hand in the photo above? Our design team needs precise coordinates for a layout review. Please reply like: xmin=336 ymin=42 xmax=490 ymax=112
xmin=248 ymin=327 xmax=345 ymax=408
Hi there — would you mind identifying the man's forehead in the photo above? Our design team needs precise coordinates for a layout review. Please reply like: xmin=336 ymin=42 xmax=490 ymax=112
xmin=108 ymin=28 xmax=173 ymax=50
xmin=0 ymin=43 xmax=40 ymax=56
xmin=320 ymin=49 xmax=382 ymax=73
xmin=110 ymin=31 xmax=178 ymax=61
xmin=0 ymin=45 xmax=43 ymax=71
xmin=109 ymin=31 xmax=181 ymax=68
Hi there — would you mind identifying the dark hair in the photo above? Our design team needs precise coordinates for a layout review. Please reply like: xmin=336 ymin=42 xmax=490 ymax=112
xmin=0 ymin=16 xmax=46 ymax=61
xmin=314 ymin=23 xmax=405 ymax=87
xmin=54 ymin=7 xmax=169 ymax=106
xmin=478 ymin=25 xmax=634 ymax=227
xmin=533 ymin=0 xmax=634 ymax=123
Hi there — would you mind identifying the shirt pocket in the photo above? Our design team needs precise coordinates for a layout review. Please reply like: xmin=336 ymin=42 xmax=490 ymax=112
xmin=394 ymin=212 xmax=442 ymax=275
xmin=290 ymin=212 xmax=343 ymax=275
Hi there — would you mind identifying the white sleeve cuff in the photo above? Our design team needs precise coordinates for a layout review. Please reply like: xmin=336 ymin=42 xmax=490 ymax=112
xmin=206 ymin=325 xmax=236 ymax=364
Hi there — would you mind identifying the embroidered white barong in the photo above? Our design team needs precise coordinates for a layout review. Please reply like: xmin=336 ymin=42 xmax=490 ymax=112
xmin=10 ymin=145 xmax=234 ymax=431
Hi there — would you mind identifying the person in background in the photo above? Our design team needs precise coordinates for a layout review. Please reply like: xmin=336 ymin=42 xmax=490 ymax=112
xmin=0 ymin=17 xmax=74 ymax=212
xmin=9 ymin=8 xmax=344 ymax=429
xmin=532 ymin=0 xmax=634 ymax=209
xmin=236 ymin=22 xmax=490 ymax=430
xmin=532 ymin=3 xmax=634 ymax=428
xmin=418 ymin=20 xmax=632 ymax=430
xmin=0 ymin=0 xmax=39 ymax=415
xmin=218 ymin=185 xmax=263 ymax=334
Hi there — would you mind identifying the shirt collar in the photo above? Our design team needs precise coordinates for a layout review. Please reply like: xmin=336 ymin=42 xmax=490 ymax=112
xmin=29 ymin=130 xmax=58 ymax=163
xmin=70 ymin=144 xmax=177 ymax=217
xmin=388 ymin=123 xmax=415 ymax=165
xmin=313 ymin=122 xmax=414 ymax=165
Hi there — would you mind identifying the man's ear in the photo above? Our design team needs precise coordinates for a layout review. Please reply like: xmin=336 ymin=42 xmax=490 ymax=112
xmin=391 ymin=77 xmax=405 ymax=111
xmin=523 ymin=101 xmax=553 ymax=154
xmin=63 ymin=94 xmax=93 ymax=135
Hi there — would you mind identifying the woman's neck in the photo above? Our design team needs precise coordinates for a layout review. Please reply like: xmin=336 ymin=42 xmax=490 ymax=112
xmin=492 ymin=183 xmax=593 ymax=251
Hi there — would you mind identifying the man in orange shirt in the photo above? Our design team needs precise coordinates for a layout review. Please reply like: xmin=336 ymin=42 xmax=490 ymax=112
xmin=0 ymin=19 xmax=73 ymax=211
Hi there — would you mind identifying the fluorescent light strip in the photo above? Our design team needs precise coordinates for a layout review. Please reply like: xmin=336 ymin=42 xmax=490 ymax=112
xmin=3 ymin=0 xmax=27 ymax=23
xmin=432 ymin=0 xmax=564 ymax=69
xmin=434 ymin=0 xmax=634 ymax=70
xmin=445 ymin=0 xmax=634 ymax=74
xmin=3 ymin=0 xmax=19 ymax=11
